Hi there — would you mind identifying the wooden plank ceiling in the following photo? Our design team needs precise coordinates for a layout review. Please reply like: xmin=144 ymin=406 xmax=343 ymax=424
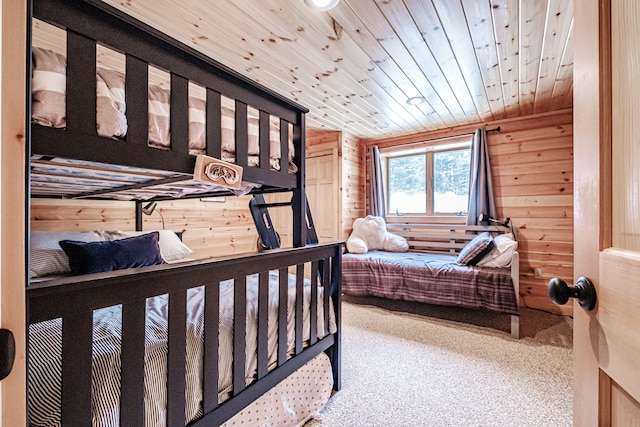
xmin=101 ymin=0 xmax=573 ymax=139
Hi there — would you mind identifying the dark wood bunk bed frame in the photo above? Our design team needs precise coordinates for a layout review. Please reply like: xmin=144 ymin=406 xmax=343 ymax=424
xmin=26 ymin=0 xmax=342 ymax=426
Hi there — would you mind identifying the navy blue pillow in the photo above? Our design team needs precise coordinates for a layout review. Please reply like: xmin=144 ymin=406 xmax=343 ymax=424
xmin=456 ymin=232 xmax=495 ymax=266
xmin=59 ymin=232 xmax=165 ymax=275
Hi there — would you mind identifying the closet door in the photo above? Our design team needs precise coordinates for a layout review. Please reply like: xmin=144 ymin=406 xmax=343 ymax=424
xmin=306 ymin=153 xmax=338 ymax=243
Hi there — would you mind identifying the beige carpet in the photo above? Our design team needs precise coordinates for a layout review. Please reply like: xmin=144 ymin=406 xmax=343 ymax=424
xmin=308 ymin=296 xmax=573 ymax=427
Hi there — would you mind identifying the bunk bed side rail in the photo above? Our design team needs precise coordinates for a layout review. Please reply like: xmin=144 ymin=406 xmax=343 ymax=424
xmin=27 ymin=242 xmax=342 ymax=426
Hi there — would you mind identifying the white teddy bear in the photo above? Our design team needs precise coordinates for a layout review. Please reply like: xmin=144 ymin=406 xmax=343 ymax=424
xmin=346 ymin=215 xmax=409 ymax=254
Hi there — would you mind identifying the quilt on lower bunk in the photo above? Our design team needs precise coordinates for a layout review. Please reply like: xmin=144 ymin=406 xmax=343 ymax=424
xmin=342 ymin=251 xmax=518 ymax=315
xmin=28 ymin=272 xmax=336 ymax=427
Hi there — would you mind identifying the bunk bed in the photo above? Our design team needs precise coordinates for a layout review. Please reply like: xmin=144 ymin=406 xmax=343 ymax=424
xmin=26 ymin=1 xmax=342 ymax=426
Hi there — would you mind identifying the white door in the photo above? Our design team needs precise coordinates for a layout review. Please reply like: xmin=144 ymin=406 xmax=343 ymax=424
xmin=573 ymin=0 xmax=640 ymax=424
xmin=306 ymin=154 xmax=338 ymax=243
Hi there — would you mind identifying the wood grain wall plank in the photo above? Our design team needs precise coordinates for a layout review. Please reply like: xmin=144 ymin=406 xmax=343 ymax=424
xmin=30 ymin=196 xmax=260 ymax=260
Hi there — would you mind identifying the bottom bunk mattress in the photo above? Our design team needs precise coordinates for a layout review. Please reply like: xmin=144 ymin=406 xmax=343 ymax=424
xmin=342 ymin=251 xmax=518 ymax=315
xmin=28 ymin=272 xmax=336 ymax=427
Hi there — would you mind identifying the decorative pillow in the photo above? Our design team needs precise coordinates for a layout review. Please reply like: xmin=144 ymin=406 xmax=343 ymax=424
xmin=148 ymin=84 xmax=171 ymax=149
xmin=31 ymin=47 xmax=128 ymax=139
xmin=30 ymin=231 xmax=105 ymax=278
xmin=31 ymin=47 xmax=67 ymax=129
xmin=346 ymin=215 xmax=408 ymax=254
xmin=95 ymin=229 xmax=193 ymax=262
xmin=456 ymin=232 xmax=495 ymax=266
xmin=476 ymin=234 xmax=518 ymax=268
xmin=96 ymin=66 xmax=127 ymax=138
xmin=59 ymin=232 xmax=165 ymax=275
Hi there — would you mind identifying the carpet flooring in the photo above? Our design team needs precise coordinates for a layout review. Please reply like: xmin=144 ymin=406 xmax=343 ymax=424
xmin=307 ymin=296 xmax=573 ymax=427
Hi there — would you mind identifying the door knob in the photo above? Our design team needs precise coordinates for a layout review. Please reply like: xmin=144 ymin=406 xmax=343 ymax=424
xmin=0 ymin=329 xmax=15 ymax=381
xmin=548 ymin=277 xmax=597 ymax=311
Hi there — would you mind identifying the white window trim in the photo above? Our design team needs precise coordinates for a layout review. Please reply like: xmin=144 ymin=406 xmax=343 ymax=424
xmin=380 ymin=137 xmax=472 ymax=218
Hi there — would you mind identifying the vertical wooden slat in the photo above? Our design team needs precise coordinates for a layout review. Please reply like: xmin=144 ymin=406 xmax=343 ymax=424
xmin=166 ymin=290 xmax=187 ymax=427
xmin=233 ymin=277 xmax=247 ymax=395
xmin=279 ymin=118 xmax=289 ymax=177
xmin=66 ymin=31 xmax=96 ymax=135
xmin=257 ymin=272 xmax=269 ymax=379
xmin=292 ymin=112 xmax=306 ymax=248
xmin=258 ymin=110 xmax=270 ymax=170
xmin=277 ymin=268 xmax=288 ymax=367
xmin=202 ymin=283 xmax=220 ymax=414
xmin=309 ymin=261 xmax=318 ymax=345
xmin=125 ymin=55 xmax=149 ymax=144
xmin=295 ymin=264 xmax=304 ymax=355
xmin=61 ymin=311 xmax=93 ymax=427
xmin=134 ymin=200 xmax=143 ymax=231
xmin=120 ymin=299 xmax=146 ymax=426
xmin=235 ymin=101 xmax=248 ymax=167
xmin=330 ymin=251 xmax=342 ymax=390
xmin=206 ymin=89 xmax=222 ymax=159
xmin=322 ymin=258 xmax=331 ymax=336
xmin=295 ymin=112 xmax=305 ymax=178
xmin=170 ymin=73 xmax=189 ymax=154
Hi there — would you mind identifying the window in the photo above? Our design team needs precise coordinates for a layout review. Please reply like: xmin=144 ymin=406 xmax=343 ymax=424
xmin=384 ymin=141 xmax=471 ymax=216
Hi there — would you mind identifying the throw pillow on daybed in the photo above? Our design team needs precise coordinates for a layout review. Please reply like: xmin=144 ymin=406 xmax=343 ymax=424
xmin=476 ymin=233 xmax=518 ymax=268
xmin=59 ymin=232 xmax=165 ymax=275
xmin=346 ymin=215 xmax=409 ymax=254
xmin=456 ymin=232 xmax=495 ymax=266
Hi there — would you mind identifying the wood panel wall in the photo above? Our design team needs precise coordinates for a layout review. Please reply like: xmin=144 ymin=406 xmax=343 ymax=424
xmin=31 ymin=196 xmax=259 ymax=260
xmin=360 ymin=109 xmax=574 ymax=315
xmin=340 ymin=131 xmax=366 ymax=241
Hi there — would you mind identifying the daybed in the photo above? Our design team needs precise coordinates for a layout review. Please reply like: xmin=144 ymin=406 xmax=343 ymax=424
xmin=26 ymin=1 xmax=342 ymax=426
xmin=342 ymin=222 xmax=520 ymax=338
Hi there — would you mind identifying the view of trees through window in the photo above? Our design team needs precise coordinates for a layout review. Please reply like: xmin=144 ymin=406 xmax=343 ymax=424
xmin=388 ymin=155 xmax=427 ymax=214
xmin=433 ymin=149 xmax=470 ymax=213
xmin=387 ymin=147 xmax=470 ymax=215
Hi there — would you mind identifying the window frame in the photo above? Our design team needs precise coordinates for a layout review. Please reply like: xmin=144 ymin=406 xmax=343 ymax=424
xmin=381 ymin=137 xmax=471 ymax=219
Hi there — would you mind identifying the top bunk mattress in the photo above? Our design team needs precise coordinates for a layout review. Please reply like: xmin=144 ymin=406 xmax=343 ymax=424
xmin=29 ymin=0 xmax=308 ymax=200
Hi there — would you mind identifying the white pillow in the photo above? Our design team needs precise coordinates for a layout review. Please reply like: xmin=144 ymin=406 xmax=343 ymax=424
xmin=98 ymin=230 xmax=193 ymax=262
xmin=155 ymin=230 xmax=193 ymax=262
xmin=30 ymin=231 xmax=105 ymax=278
xmin=476 ymin=233 xmax=518 ymax=268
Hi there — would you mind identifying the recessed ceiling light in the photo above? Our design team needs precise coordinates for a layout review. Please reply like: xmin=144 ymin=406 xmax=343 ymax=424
xmin=406 ymin=96 xmax=426 ymax=105
xmin=304 ymin=0 xmax=340 ymax=11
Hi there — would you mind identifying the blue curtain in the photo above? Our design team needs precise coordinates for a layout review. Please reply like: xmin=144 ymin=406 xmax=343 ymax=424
xmin=369 ymin=145 xmax=386 ymax=218
xmin=466 ymin=128 xmax=497 ymax=225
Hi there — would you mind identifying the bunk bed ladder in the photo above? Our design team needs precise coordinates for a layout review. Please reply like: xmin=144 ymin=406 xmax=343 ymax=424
xmin=249 ymin=193 xmax=319 ymax=250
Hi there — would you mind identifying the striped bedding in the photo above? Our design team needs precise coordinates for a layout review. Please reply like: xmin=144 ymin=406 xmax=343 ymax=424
xmin=28 ymin=272 xmax=336 ymax=427
xmin=31 ymin=46 xmax=297 ymax=174
xmin=342 ymin=251 xmax=518 ymax=315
